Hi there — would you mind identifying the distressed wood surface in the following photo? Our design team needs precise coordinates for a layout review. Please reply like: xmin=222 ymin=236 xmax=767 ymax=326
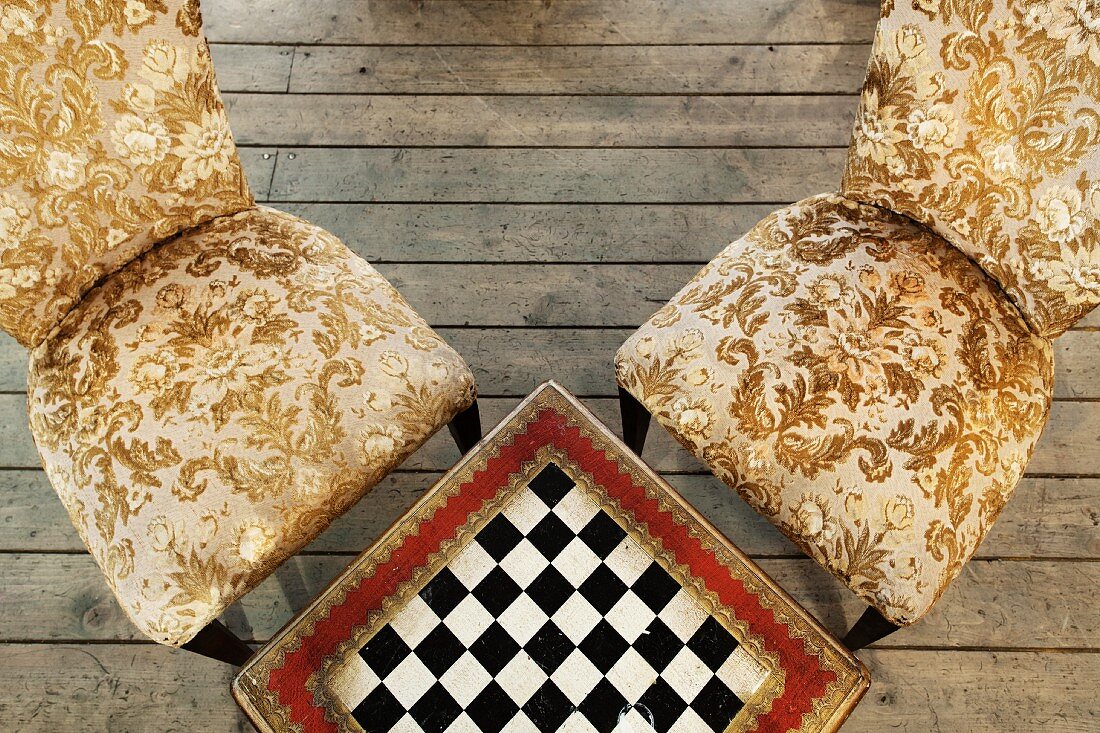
xmin=0 ymin=645 xmax=1094 ymax=732
xmin=237 ymin=148 xmax=276 ymax=199
xmin=209 ymin=45 xmax=292 ymax=92
xmin=264 ymin=147 xmax=847 ymax=203
xmin=277 ymin=202 xmax=775 ymax=262
xmin=210 ymin=43 xmax=870 ymax=99
xmin=224 ymin=93 xmax=857 ymax=147
xmin=2 ymin=0 xmax=1097 ymax=730
xmin=210 ymin=43 xmax=871 ymax=97
xmin=284 ymin=44 xmax=870 ymax=95
xmin=202 ymin=0 xmax=881 ymax=45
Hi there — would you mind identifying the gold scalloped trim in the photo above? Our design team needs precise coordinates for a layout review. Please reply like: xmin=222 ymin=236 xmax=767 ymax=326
xmin=234 ymin=383 xmax=868 ymax=733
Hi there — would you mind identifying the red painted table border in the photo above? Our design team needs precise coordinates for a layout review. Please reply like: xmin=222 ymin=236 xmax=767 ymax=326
xmin=266 ymin=407 xmax=838 ymax=733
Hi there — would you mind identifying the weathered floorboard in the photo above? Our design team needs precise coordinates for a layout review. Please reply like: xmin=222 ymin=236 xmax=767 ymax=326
xmin=224 ymin=93 xmax=857 ymax=147
xmin=276 ymin=202 xmax=774 ymax=262
xmin=286 ymin=44 xmax=870 ymax=95
xmin=210 ymin=44 xmax=293 ymax=92
xmin=202 ymin=0 xmax=881 ymax=45
xmin=265 ymin=147 xmax=847 ymax=203
xmin=237 ymin=148 xmax=277 ymax=199
xmin=0 ymin=645 xmax=1094 ymax=731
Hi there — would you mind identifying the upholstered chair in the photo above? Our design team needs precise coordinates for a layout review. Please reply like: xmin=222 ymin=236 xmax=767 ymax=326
xmin=0 ymin=0 xmax=480 ymax=664
xmin=616 ymin=0 xmax=1098 ymax=648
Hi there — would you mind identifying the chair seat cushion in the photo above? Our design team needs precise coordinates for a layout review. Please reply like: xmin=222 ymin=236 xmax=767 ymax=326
xmin=27 ymin=206 xmax=476 ymax=646
xmin=616 ymin=194 xmax=1053 ymax=625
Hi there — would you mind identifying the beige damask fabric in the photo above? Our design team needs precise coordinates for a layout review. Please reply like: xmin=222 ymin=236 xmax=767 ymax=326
xmin=0 ymin=0 xmax=251 ymax=348
xmin=617 ymin=195 xmax=1053 ymax=625
xmin=27 ymin=207 xmax=477 ymax=645
xmin=3 ymin=0 xmax=478 ymax=647
xmin=843 ymin=0 xmax=1100 ymax=338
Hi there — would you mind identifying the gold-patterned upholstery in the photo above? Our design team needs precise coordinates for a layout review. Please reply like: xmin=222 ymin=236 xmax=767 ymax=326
xmin=2 ymin=1 xmax=476 ymax=646
xmin=617 ymin=195 xmax=1052 ymax=625
xmin=842 ymin=0 xmax=1100 ymax=338
xmin=28 ymin=207 xmax=475 ymax=645
xmin=0 ymin=0 xmax=251 ymax=348
xmin=619 ymin=0 xmax=1097 ymax=626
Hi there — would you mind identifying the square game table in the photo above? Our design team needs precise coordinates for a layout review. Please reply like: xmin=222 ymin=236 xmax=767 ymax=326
xmin=234 ymin=382 xmax=868 ymax=733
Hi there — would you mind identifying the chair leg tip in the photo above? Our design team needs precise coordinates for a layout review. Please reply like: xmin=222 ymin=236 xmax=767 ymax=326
xmin=842 ymin=607 xmax=902 ymax=651
xmin=448 ymin=400 xmax=482 ymax=455
xmin=618 ymin=387 xmax=651 ymax=455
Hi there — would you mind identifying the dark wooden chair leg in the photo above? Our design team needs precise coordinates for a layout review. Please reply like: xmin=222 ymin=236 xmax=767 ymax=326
xmin=448 ymin=399 xmax=482 ymax=455
xmin=180 ymin=619 xmax=253 ymax=666
xmin=618 ymin=386 xmax=652 ymax=456
xmin=842 ymin=606 xmax=902 ymax=651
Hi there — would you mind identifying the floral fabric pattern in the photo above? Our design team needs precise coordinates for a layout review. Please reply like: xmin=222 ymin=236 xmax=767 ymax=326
xmin=0 ymin=0 xmax=251 ymax=348
xmin=843 ymin=0 xmax=1100 ymax=338
xmin=27 ymin=207 xmax=477 ymax=645
xmin=616 ymin=195 xmax=1052 ymax=625
xmin=3 ymin=0 xmax=477 ymax=648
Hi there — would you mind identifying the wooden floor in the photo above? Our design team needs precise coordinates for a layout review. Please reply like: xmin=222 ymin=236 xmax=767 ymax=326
xmin=2 ymin=0 xmax=1098 ymax=730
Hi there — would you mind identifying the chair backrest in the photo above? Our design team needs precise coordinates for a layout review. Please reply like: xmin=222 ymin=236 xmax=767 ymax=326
xmin=842 ymin=0 xmax=1100 ymax=339
xmin=0 ymin=0 xmax=252 ymax=348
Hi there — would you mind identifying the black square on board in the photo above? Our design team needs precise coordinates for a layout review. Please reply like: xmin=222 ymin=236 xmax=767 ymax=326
xmin=578 ymin=564 xmax=628 ymax=615
xmin=577 ymin=678 xmax=630 ymax=733
xmin=351 ymin=685 xmax=406 ymax=733
xmin=636 ymin=678 xmax=689 ymax=733
xmin=526 ymin=566 xmax=575 ymax=616
xmin=528 ymin=463 xmax=574 ymax=508
xmin=522 ymin=680 xmax=575 ymax=733
xmin=578 ymin=619 xmax=630 ymax=674
xmin=472 ymin=566 xmax=523 ymax=616
xmin=528 ymin=512 xmax=575 ymax=561
xmin=691 ymin=676 xmax=745 ymax=732
xmin=415 ymin=624 xmax=467 ymax=677
xmin=408 ymin=682 xmax=463 ymax=733
xmin=466 ymin=680 xmax=520 ymax=733
xmin=359 ymin=624 xmax=412 ymax=678
xmin=633 ymin=618 xmax=683 ymax=673
xmin=476 ymin=513 xmax=525 ymax=561
xmin=525 ymin=620 xmax=575 ymax=674
xmin=577 ymin=511 xmax=627 ymax=559
xmin=469 ymin=621 xmax=522 ymax=676
xmin=418 ymin=568 xmax=468 ymax=618
xmin=631 ymin=562 xmax=681 ymax=613
xmin=687 ymin=616 xmax=739 ymax=672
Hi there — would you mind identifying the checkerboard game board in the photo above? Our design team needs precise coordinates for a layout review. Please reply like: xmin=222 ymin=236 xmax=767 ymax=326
xmin=333 ymin=463 xmax=767 ymax=733
xmin=235 ymin=383 xmax=868 ymax=733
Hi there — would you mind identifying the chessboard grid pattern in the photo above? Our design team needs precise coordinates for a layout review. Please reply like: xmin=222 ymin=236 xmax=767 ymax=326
xmin=335 ymin=463 xmax=766 ymax=733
